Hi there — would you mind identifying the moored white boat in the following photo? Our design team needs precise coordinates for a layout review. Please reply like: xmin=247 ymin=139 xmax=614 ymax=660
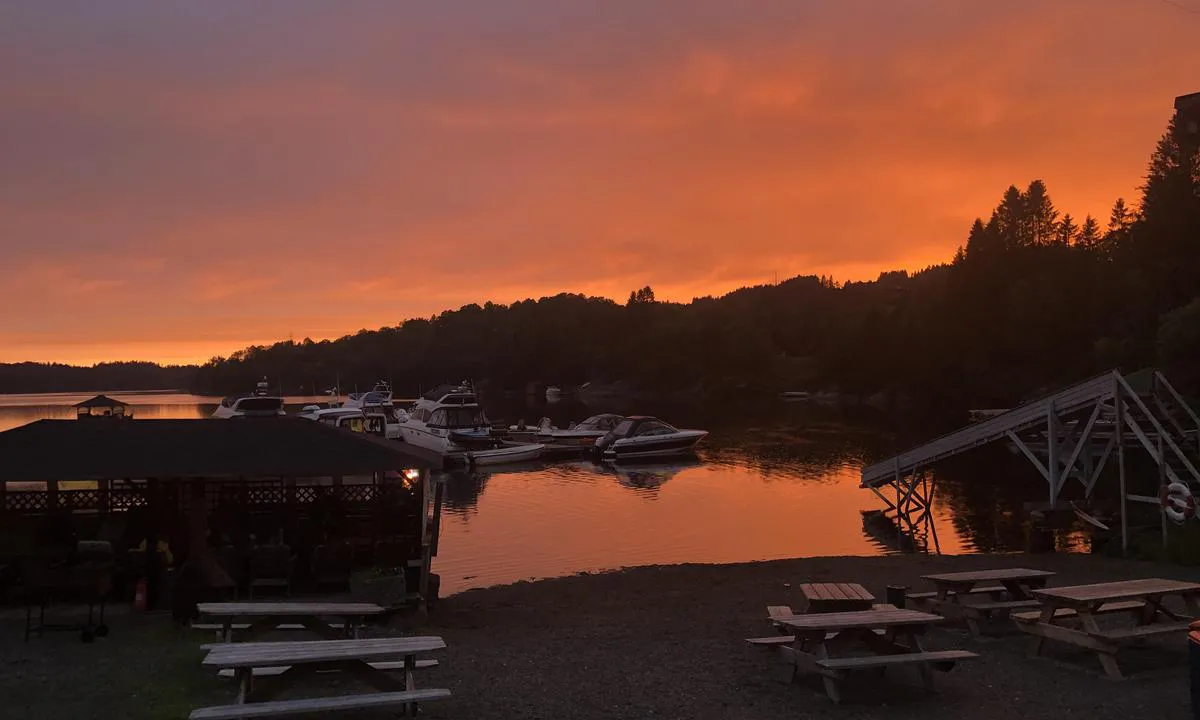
xmin=344 ymin=380 xmax=393 ymax=409
xmin=212 ymin=379 xmax=286 ymax=418
xmin=510 ymin=414 xmax=625 ymax=446
xmin=399 ymin=382 xmax=543 ymax=465
xmin=593 ymin=416 xmax=707 ymax=461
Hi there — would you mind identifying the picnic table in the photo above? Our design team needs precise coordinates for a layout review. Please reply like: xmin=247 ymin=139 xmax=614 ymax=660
xmin=767 ymin=607 xmax=977 ymax=703
xmin=196 ymin=602 xmax=387 ymax=643
xmin=192 ymin=636 xmax=450 ymax=719
xmin=798 ymin=583 xmax=876 ymax=613
xmin=1015 ymin=578 xmax=1200 ymax=679
xmin=912 ymin=568 xmax=1055 ymax=635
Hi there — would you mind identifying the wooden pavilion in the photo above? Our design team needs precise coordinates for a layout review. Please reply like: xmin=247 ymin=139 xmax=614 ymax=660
xmin=0 ymin=417 xmax=443 ymax=610
xmin=73 ymin=394 xmax=131 ymax=419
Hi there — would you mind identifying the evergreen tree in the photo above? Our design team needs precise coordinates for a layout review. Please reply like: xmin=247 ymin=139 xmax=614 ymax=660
xmin=1077 ymin=215 xmax=1102 ymax=250
xmin=1108 ymin=197 xmax=1135 ymax=234
xmin=1024 ymin=180 xmax=1059 ymax=246
xmin=964 ymin=217 xmax=998 ymax=258
xmin=1056 ymin=213 xmax=1078 ymax=246
xmin=627 ymin=286 xmax=657 ymax=305
xmin=993 ymin=185 xmax=1027 ymax=249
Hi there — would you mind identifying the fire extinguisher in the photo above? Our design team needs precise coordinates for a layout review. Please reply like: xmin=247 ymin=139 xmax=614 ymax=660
xmin=134 ymin=578 xmax=147 ymax=611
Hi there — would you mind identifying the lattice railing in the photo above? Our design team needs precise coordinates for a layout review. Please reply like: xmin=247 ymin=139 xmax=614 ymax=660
xmin=4 ymin=482 xmax=402 ymax=515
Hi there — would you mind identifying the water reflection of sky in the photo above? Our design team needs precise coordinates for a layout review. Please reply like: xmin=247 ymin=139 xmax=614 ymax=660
xmin=0 ymin=393 xmax=1099 ymax=596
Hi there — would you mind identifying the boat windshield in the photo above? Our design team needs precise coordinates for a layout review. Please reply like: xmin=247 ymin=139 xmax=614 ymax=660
xmin=237 ymin=397 xmax=283 ymax=412
xmin=428 ymin=407 xmax=486 ymax=429
xmin=612 ymin=419 xmax=634 ymax=437
xmin=635 ymin=420 xmax=678 ymax=436
xmin=579 ymin=415 xmax=620 ymax=430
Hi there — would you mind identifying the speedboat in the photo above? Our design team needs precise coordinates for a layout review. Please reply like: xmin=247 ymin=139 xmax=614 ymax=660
xmin=511 ymin=414 xmax=625 ymax=446
xmin=592 ymin=416 xmax=707 ymax=461
xmin=212 ymin=379 xmax=286 ymax=418
xmin=399 ymin=382 xmax=543 ymax=465
xmin=344 ymin=380 xmax=393 ymax=409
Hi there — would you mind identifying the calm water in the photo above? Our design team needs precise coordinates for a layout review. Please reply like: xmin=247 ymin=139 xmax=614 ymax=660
xmin=0 ymin=391 xmax=1095 ymax=596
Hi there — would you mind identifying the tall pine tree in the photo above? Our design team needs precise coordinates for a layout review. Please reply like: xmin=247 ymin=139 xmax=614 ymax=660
xmin=1024 ymin=180 xmax=1059 ymax=246
xmin=1056 ymin=213 xmax=1078 ymax=246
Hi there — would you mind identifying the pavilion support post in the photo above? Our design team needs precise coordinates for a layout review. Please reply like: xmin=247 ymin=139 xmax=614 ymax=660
xmin=430 ymin=474 xmax=444 ymax=557
xmin=0 ymin=475 xmax=6 ymax=514
xmin=98 ymin=478 xmax=110 ymax=516
xmin=46 ymin=479 xmax=59 ymax=513
xmin=144 ymin=478 xmax=162 ymax=611
xmin=1115 ymin=379 xmax=1128 ymax=556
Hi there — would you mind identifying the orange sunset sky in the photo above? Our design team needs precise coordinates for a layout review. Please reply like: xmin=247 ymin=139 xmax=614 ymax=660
xmin=1 ymin=1 xmax=1198 ymax=365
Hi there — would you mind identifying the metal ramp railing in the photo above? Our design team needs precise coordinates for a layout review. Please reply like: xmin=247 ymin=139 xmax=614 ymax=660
xmin=860 ymin=371 xmax=1120 ymax=488
xmin=861 ymin=367 xmax=1200 ymax=557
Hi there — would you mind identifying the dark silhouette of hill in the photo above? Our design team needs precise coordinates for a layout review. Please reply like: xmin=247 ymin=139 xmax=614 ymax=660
xmin=0 ymin=361 xmax=196 ymax=395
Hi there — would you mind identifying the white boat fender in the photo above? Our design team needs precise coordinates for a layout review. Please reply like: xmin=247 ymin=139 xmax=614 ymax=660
xmin=1160 ymin=482 xmax=1196 ymax=524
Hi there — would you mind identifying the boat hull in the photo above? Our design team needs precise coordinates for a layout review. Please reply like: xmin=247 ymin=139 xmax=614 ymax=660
xmin=465 ymin=442 xmax=545 ymax=466
xmin=600 ymin=431 xmax=707 ymax=461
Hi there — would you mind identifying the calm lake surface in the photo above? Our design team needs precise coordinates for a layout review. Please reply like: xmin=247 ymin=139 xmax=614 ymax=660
xmin=0 ymin=391 xmax=1094 ymax=596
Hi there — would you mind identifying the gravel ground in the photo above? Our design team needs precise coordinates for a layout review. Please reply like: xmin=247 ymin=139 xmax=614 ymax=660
xmin=3 ymin=553 xmax=1198 ymax=719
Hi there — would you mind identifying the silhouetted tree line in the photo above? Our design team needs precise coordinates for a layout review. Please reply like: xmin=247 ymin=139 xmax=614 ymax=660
xmin=0 ymin=361 xmax=195 ymax=395
xmin=10 ymin=111 xmax=1200 ymax=413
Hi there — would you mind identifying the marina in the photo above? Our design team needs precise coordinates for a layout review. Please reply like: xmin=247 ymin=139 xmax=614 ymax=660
xmin=0 ymin=388 xmax=1124 ymax=598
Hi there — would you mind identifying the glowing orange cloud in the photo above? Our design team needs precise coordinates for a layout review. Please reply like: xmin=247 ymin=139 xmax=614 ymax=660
xmin=0 ymin=1 xmax=1197 ymax=363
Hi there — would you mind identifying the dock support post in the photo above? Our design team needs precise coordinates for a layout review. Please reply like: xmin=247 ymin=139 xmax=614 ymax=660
xmin=894 ymin=459 xmax=902 ymax=549
xmin=1115 ymin=377 xmax=1128 ymax=556
xmin=1047 ymin=404 xmax=1059 ymax=507
xmin=1159 ymin=433 xmax=1168 ymax=549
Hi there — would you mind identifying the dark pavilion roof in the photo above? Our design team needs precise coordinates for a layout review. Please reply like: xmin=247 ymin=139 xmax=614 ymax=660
xmin=73 ymin=394 xmax=129 ymax=409
xmin=1177 ymin=91 xmax=1200 ymax=111
xmin=0 ymin=418 xmax=435 ymax=483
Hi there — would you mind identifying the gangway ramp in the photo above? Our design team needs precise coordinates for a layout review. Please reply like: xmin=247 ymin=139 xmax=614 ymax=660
xmin=859 ymin=368 xmax=1200 ymax=556
xmin=860 ymin=371 xmax=1119 ymax=488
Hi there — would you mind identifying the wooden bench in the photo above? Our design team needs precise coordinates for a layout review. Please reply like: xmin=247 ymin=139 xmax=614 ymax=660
xmin=193 ymin=622 xmax=347 ymax=632
xmin=816 ymin=649 xmax=978 ymax=674
xmin=906 ymin=586 xmax=1006 ymax=602
xmin=189 ymin=688 xmax=452 ymax=719
xmin=747 ymin=635 xmax=795 ymax=647
xmin=1012 ymin=600 xmax=1145 ymax=623
xmin=1093 ymin=620 xmax=1192 ymax=641
xmin=216 ymin=659 xmax=438 ymax=678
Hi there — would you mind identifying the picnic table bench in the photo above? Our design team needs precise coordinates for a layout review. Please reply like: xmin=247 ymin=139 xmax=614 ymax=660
xmin=196 ymin=602 xmax=387 ymax=642
xmin=193 ymin=636 xmax=449 ymax=718
xmin=913 ymin=568 xmax=1055 ymax=635
xmin=1016 ymin=578 xmax=1200 ymax=679
xmin=760 ymin=607 xmax=978 ymax=703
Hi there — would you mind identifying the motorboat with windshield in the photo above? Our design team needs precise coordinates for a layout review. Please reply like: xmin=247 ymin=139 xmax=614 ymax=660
xmin=593 ymin=416 xmax=707 ymax=461
xmin=510 ymin=413 xmax=625 ymax=446
xmin=344 ymin=380 xmax=394 ymax=409
xmin=400 ymin=382 xmax=543 ymax=466
xmin=211 ymin=379 xmax=286 ymax=418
